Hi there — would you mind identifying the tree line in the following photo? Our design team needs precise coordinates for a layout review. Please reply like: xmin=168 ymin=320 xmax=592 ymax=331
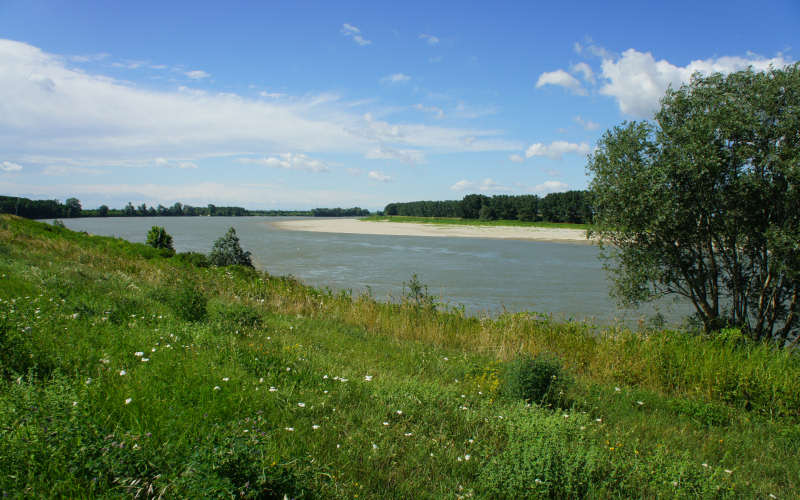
xmin=0 ymin=196 xmax=370 ymax=219
xmin=383 ymin=191 xmax=592 ymax=224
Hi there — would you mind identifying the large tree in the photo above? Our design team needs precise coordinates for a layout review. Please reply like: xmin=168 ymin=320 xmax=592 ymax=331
xmin=588 ymin=64 xmax=800 ymax=344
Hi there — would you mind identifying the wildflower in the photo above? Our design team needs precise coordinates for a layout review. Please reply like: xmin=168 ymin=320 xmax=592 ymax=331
xmin=125 ymin=398 xmax=132 ymax=405
xmin=464 ymin=454 xmax=471 ymax=461
xmin=286 ymin=367 xmax=291 ymax=371
xmin=151 ymin=348 xmax=156 ymax=352
xmin=364 ymin=375 xmax=373 ymax=381
xmin=404 ymin=432 xmax=413 ymax=437
xmin=222 ymin=377 xmax=229 ymax=382
xmin=285 ymin=427 xmax=294 ymax=432
xmin=259 ymin=377 xmax=264 ymax=383
xmin=443 ymin=357 xmax=448 ymax=361
xmin=636 ymin=401 xmax=644 ymax=406
xmin=85 ymin=378 xmax=92 ymax=385
xmin=563 ymin=414 xmax=569 ymax=418
xmin=383 ymin=422 xmax=389 ymax=426
xmin=214 ymin=386 xmax=221 ymax=391
xmin=323 ymin=390 xmax=328 ymax=394
xmin=468 ymin=439 xmax=474 ymax=444
xmin=724 ymin=469 xmax=732 ymax=474
xmin=534 ymin=479 xmax=542 ymax=484
xmin=312 ymin=425 xmax=320 ymax=430
xmin=396 ymin=410 xmax=403 ymax=415
xmin=339 ymin=378 xmax=348 ymax=383
xmin=72 ymin=401 xmax=78 ymax=407
xmin=672 ymin=481 xmax=678 ymax=487
xmin=134 ymin=352 xmax=144 ymax=357
xmin=701 ymin=463 xmax=708 ymax=468
xmin=614 ymin=387 xmax=621 ymax=392
xmin=298 ymin=402 xmax=305 ymax=408
xmin=372 ymin=443 xmax=378 ymax=449
xmin=141 ymin=358 xmax=149 ymax=362
xmin=119 ymin=370 xmax=127 ymax=376
xmin=269 ymin=387 xmax=277 ymax=392
xmin=595 ymin=418 xmax=602 ymax=423
xmin=71 ymin=313 xmax=79 ymax=319
xmin=323 ymin=375 xmax=328 ymax=379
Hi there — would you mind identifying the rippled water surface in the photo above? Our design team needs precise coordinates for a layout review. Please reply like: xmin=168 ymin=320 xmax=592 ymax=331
xmin=57 ymin=216 xmax=693 ymax=325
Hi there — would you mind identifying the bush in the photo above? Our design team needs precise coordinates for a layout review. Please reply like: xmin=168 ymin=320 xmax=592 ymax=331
xmin=146 ymin=226 xmax=175 ymax=255
xmin=173 ymin=284 xmax=207 ymax=322
xmin=208 ymin=228 xmax=253 ymax=268
xmin=173 ymin=251 xmax=210 ymax=268
xmin=500 ymin=353 xmax=569 ymax=406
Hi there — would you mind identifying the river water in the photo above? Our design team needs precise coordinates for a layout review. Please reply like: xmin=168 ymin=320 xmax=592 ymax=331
xmin=55 ymin=216 xmax=693 ymax=326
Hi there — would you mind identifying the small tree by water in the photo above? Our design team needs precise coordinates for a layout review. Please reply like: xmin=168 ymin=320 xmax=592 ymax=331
xmin=209 ymin=227 xmax=253 ymax=268
xmin=146 ymin=226 xmax=174 ymax=254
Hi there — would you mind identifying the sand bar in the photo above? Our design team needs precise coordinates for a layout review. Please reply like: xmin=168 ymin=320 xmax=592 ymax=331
xmin=271 ymin=218 xmax=594 ymax=243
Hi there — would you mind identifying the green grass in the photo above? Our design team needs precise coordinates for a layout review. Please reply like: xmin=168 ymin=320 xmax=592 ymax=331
xmin=361 ymin=215 xmax=590 ymax=230
xmin=0 ymin=214 xmax=797 ymax=498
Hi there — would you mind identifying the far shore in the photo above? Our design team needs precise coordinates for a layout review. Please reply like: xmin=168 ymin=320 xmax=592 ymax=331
xmin=271 ymin=218 xmax=595 ymax=243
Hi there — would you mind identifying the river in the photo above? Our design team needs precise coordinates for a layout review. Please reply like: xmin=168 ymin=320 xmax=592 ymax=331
xmin=54 ymin=216 xmax=693 ymax=326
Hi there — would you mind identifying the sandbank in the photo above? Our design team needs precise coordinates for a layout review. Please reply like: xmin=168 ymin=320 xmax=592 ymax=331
xmin=271 ymin=218 xmax=594 ymax=243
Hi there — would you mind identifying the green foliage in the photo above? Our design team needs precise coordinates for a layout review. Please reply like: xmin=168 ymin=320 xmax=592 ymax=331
xmin=479 ymin=414 xmax=735 ymax=499
xmin=209 ymin=227 xmax=253 ymax=268
xmin=173 ymin=251 xmax=210 ymax=267
xmin=500 ymin=354 xmax=569 ymax=406
xmin=173 ymin=284 xmax=207 ymax=322
xmin=588 ymin=64 xmax=800 ymax=343
xmin=402 ymin=273 xmax=439 ymax=310
xmin=145 ymin=226 xmax=175 ymax=254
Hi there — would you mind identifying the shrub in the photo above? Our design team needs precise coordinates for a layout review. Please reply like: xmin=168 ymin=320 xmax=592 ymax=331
xmin=208 ymin=228 xmax=253 ymax=268
xmin=173 ymin=251 xmax=210 ymax=268
xmin=52 ymin=219 xmax=66 ymax=228
xmin=173 ymin=284 xmax=207 ymax=322
xmin=145 ymin=226 xmax=175 ymax=255
xmin=402 ymin=273 xmax=438 ymax=310
xmin=500 ymin=353 xmax=570 ymax=406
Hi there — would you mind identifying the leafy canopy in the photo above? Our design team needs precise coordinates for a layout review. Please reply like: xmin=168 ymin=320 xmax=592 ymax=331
xmin=588 ymin=64 xmax=800 ymax=344
xmin=208 ymin=227 xmax=253 ymax=268
xmin=145 ymin=226 xmax=174 ymax=254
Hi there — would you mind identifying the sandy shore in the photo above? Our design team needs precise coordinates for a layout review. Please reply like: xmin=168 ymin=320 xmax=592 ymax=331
xmin=271 ymin=218 xmax=594 ymax=243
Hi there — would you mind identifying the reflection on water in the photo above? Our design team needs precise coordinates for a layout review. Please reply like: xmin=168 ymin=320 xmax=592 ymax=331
xmin=55 ymin=216 xmax=693 ymax=325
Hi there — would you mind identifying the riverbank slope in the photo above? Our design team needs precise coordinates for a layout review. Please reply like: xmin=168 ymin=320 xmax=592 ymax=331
xmin=0 ymin=214 xmax=796 ymax=498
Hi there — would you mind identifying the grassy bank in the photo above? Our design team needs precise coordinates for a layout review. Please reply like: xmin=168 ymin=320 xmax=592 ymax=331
xmin=361 ymin=215 xmax=589 ymax=230
xmin=0 ymin=214 xmax=797 ymax=498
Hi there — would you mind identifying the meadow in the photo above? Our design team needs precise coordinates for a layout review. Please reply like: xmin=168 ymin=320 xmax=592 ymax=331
xmin=0 ymin=214 xmax=797 ymax=498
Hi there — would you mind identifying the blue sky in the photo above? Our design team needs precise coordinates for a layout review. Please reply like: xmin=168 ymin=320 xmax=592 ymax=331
xmin=0 ymin=0 xmax=797 ymax=211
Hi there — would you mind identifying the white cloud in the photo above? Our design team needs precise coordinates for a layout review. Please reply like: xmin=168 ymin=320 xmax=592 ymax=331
xmin=450 ymin=178 xmax=509 ymax=192
xmin=535 ymin=69 xmax=586 ymax=95
xmin=381 ymin=73 xmax=411 ymax=84
xmin=1 ymin=161 xmax=23 ymax=172
xmin=177 ymin=161 xmax=197 ymax=169
xmin=419 ymin=33 xmax=440 ymax=46
xmin=259 ymin=91 xmax=286 ymax=98
xmin=239 ymin=153 xmax=329 ymax=172
xmin=153 ymin=158 xmax=198 ymax=169
xmin=571 ymin=62 xmax=595 ymax=84
xmin=600 ymin=48 xmax=791 ymax=117
xmin=368 ymin=170 xmax=392 ymax=182
xmin=365 ymin=145 xmax=424 ymax=164
xmin=42 ymin=165 xmax=106 ymax=176
xmin=0 ymin=39 xmax=517 ymax=176
xmin=574 ymin=115 xmax=600 ymax=130
xmin=341 ymin=23 xmax=372 ymax=46
xmin=509 ymin=154 xmax=524 ymax=163
xmin=69 ymin=53 xmax=109 ymax=63
xmin=346 ymin=167 xmax=362 ymax=176
xmin=413 ymin=103 xmax=444 ymax=118
xmin=185 ymin=70 xmax=210 ymax=79
xmin=525 ymin=141 xmax=590 ymax=160
xmin=533 ymin=180 xmax=569 ymax=194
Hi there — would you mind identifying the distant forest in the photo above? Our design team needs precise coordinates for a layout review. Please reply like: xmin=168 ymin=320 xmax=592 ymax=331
xmin=0 ymin=196 xmax=370 ymax=219
xmin=384 ymin=191 xmax=592 ymax=224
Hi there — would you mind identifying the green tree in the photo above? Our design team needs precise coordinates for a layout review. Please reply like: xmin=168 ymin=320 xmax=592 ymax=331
xmin=97 ymin=204 xmax=109 ymax=217
xmin=208 ymin=227 xmax=253 ymax=268
xmin=64 ymin=197 xmax=82 ymax=218
xmin=588 ymin=64 xmax=800 ymax=344
xmin=146 ymin=226 xmax=175 ymax=254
